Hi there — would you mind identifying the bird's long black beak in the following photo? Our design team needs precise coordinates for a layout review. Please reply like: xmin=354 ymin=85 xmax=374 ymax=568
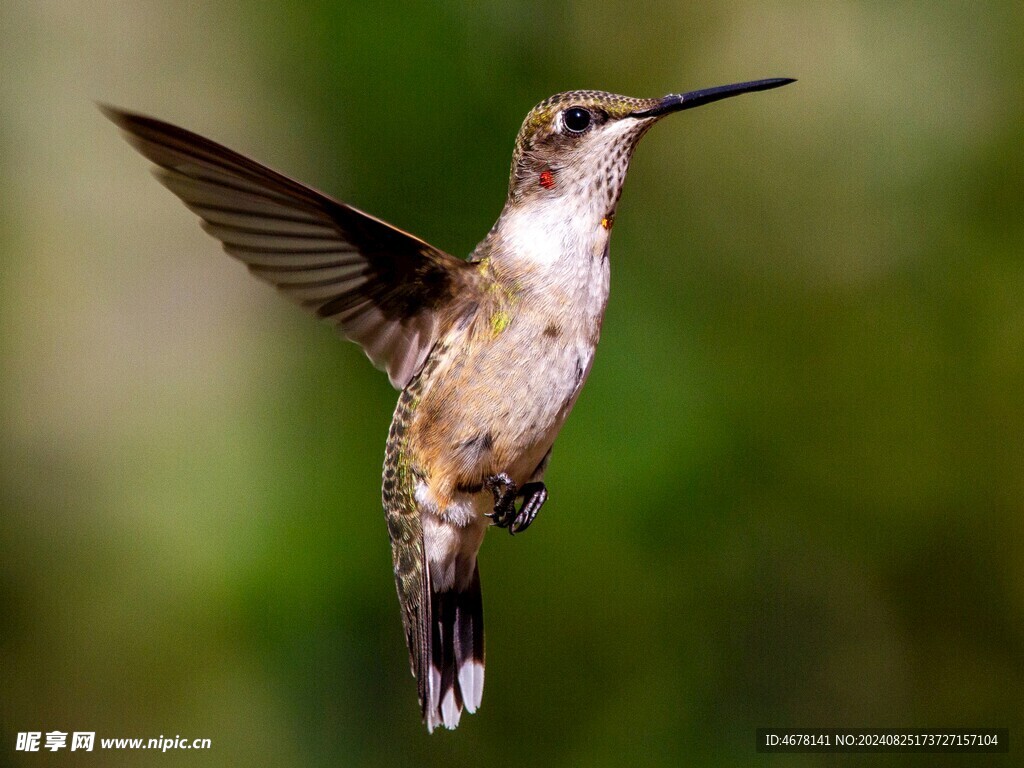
xmin=631 ymin=77 xmax=795 ymax=119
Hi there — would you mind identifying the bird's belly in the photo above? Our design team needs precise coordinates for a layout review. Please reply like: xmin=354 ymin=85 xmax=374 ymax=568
xmin=412 ymin=321 xmax=597 ymax=493
xmin=491 ymin=334 xmax=594 ymax=475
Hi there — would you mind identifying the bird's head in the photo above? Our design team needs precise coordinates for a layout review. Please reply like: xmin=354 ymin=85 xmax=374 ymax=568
xmin=507 ymin=79 xmax=794 ymax=215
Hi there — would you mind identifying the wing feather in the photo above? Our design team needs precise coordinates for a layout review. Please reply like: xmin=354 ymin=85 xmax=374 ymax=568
xmin=103 ymin=105 xmax=475 ymax=388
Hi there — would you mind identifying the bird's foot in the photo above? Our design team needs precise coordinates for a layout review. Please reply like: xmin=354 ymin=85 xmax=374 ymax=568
xmin=513 ymin=482 xmax=547 ymax=534
xmin=484 ymin=473 xmax=517 ymax=528
xmin=484 ymin=474 xmax=547 ymax=535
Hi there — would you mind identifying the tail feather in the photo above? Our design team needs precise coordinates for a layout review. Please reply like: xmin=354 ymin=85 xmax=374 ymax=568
xmin=454 ymin=569 xmax=485 ymax=713
xmin=423 ymin=564 xmax=484 ymax=732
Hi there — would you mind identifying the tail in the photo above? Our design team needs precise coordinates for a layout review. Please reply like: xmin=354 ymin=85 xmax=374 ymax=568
xmin=423 ymin=564 xmax=485 ymax=732
xmin=384 ymin=493 xmax=486 ymax=731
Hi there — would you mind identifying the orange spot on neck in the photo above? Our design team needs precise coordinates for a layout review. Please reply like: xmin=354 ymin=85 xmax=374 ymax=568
xmin=601 ymin=215 xmax=614 ymax=230
xmin=539 ymin=169 xmax=555 ymax=189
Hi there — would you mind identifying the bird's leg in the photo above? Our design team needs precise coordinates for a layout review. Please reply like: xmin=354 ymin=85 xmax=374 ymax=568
xmin=484 ymin=473 xmax=518 ymax=529
xmin=484 ymin=473 xmax=548 ymax=535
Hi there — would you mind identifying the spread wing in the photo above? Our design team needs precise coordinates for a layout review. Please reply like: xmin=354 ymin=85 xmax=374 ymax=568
xmin=102 ymin=105 xmax=474 ymax=389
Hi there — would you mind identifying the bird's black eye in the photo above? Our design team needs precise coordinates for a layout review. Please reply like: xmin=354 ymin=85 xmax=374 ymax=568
xmin=563 ymin=107 xmax=592 ymax=134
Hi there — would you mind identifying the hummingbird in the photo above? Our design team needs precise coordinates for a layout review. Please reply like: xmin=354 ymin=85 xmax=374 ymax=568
xmin=102 ymin=76 xmax=793 ymax=732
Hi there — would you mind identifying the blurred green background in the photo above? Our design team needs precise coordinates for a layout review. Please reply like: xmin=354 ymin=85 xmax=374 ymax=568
xmin=2 ymin=2 xmax=1022 ymax=766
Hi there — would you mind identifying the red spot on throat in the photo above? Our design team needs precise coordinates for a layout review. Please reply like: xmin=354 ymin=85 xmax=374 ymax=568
xmin=539 ymin=169 xmax=555 ymax=189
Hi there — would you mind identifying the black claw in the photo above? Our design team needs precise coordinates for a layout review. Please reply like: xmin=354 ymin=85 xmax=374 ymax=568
xmin=484 ymin=475 xmax=548 ymax=535
xmin=484 ymin=473 xmax=518 ymax=529
xmin=512 ymin=482 xmax=547 ymax=534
